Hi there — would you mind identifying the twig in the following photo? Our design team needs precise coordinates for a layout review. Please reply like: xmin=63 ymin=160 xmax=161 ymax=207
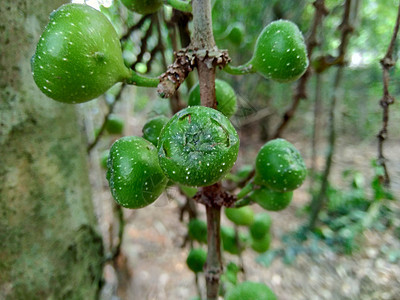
xmin=308 ymin=0 xmax=355 ymax=230
xmin=87 ymin=84 xmax=126 ymax=153
xmin=156 ymin=12 xmax=185 ymax=113
xmin=120 ymin=15 xmax=151 ymax=42
xmin=310 ymin=72 xmax=323 ymax=179
xmin=272 ymin=0 xmax=329 ymax=139
xmin=132 ymin=15 xmax=156 ymax=69
xmin=377 ymin=0 xmax=400 ymax=186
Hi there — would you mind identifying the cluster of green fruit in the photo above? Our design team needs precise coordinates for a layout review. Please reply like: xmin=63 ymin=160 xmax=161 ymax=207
xmin=31 ymin=4 xmax=308 ymax=104
xmin=106 ymin=104 xmax=239 ymax=208
xmin=187 ymin=208 xmax=272 ymax=256
xmin=186 ymin=212 xmax=277 ymax=299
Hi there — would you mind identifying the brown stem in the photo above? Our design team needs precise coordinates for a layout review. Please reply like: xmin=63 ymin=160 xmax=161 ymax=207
xmin=377 ymin=0 xmax=400 ymax=186
xmin=308 ymin=0 xmax=355 ymax=230
xmin=272 ymin=0 xmax=328 ymax=139
xmin=310 ymin=72 xmax=323 ymax=179
xmin=120 ymin=15 xmax=151 ymax=42
xmin=131 ymin=15 xmax=156 ymax=69
xmin=205 ymin=204 xmax=222 ymax=300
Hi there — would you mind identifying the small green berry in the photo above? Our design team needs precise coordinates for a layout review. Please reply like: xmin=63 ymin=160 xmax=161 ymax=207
xmin=188 ymin=219 xmax=208 ymax=244
xmin=225 ymin=281 xmax=277 ymax=300
xmin=186 ymin=248 xmax=207 ymax=273
xmin=249 ymin=212 xmax=272 ymax=240
xmin=250 ymin=19 xmax=308 ymax=82
xmin=31 ymin=4 xmax=132 ymax=103
xmin=158 ymin=106 xmax=239 ymax=187
xmin=105 ymin=114 xmax=124 ymax=134
xmin=225 ymin=206 xmax=255 ymax=226
xmin=227 ymin=22 xmax=245 ymax=45
xmin=251 ymin=233 xmax=271 ymax=253
xmin=250 ymin=187 xmax=293 ymax=211
xmin=220 ymin=226 xmax=248 ymax=255
xmin=121 ymin=0 xmax=163 ymax=14
xmin=188 ymin=79 xmax=238 ymax=118
xmin=255 ymin=138 xmax=307 ymax=192
xmin=142 ymin=115 xmax=169 ymax=146
xmin=106 ymin=136 xmax=168 ymax=209
xmin=100 ymin=150 xmax=109 ymax=169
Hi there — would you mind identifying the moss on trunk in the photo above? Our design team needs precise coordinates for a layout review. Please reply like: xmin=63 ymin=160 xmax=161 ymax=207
xmin=0 ymin=1 xmax=104 ymax=299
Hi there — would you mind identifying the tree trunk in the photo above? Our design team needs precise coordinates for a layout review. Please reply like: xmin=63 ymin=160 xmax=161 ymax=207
xmin=0 ymin=2 xmax=103 ymax=299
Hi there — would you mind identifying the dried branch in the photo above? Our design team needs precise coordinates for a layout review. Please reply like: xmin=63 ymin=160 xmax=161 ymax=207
xmin=377 ymin=0 xmax=400 ymax=186
xmin=131 ymin=15 xmax=156 ymax=69
xmin=273 ymin=0 xmax=329 ymax=139
xmin=120 ymin=14 xmax=151 ymax=42
xmin=308 ymin=0 xmax=356 ymax=230
xmin=87 ymin=84 xmax=126 ymax=153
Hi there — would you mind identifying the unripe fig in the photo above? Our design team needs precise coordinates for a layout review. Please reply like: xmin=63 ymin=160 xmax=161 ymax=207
xmin=188 ymin=79 xmax=237 ymax=118
xmin=186 ymin=248 xmax=207 ymax=273
xmin=105 ymin=114 xmax=124 ymax=134
xmin=249 ymin=212 xmax=272 ymax=240
xmin=100 ymin=150 xmax=110 ymax=169
xmin=158 ymin=106 xmax=239 ymax=187
xmin=31 ymin=4 xmax=132 ymax=103
xmin=225 ymin=281 xmax=277 ymax=300
xmin=227 ymin=22 xmax=245 ymax=45
xmin=250 ymin=187 xmax=293 ymax=211
xmin=251 ymin=233 xmax=271 ymax=253
xmin=250 ymin=20 xmax=308 ymax=82
xmin=225 ymin=206 xmax=254 ymax=226
xmin=142 ymin=115 xmax=169 ymax=146
xmin=121 ymin=0 xmax=163 ymax=15
xmin=107 ymin=136 xmax=168 ymax=209
xmin=188 ymin=218 xmax=208 ymax=244
xmin=220 ymin=226 xmax=248 ymax=255
xmin=255 ymin=138 xmax=306 ymax=192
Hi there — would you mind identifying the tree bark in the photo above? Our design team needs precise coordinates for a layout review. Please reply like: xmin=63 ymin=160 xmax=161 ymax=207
xmin=0 ymin=2 xmax=103 ymax=299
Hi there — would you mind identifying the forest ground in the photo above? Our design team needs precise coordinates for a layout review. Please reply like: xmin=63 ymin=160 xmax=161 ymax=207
xmin=89 ymin=107 xmax=400 ymax=300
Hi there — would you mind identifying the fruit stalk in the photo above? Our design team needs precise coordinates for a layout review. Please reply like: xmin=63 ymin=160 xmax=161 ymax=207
xmin=205 ymin=204 xmax=222 ymax=300
xmin=191 ymin=0 xmax=216 ymax=108
xmin=191 ymin=0 xmax=222 ymax=298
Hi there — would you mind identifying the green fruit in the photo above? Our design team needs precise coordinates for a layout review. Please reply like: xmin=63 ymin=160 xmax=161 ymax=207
xmin=250 ymin=187 xmax=293 ymax=211
xmin=225 ymin=206 xmax=254 ymax=226
xmin=251 ymin=233 xmax=271 ymax=253
xmin=142 ymin=115 xmax=169 ymax=146
xmin=100 ymin=150 xmax=110 ymax=169
xmin=220 ymin=226 xmax=248 ymax=255
xmin=105 ymin=114 xmax=124 ymax=134
xmin=106 ymin=136 xmax=168 ymax=209
xmin=186 ymin=248 xmax=207 ymax=273
xmin=188 ymin=79 xmax=237 ymax=118
xmin=255 ymin=138 xmax=306 ymax=192
xmin=225 ymin=281 xmax=277 ymax=300
xmin=31 ymin=4 xmax=132 ymax=103
xmin=158 ymin=106 xmax=239 ymax=187
xmin=121 ymin=0 xmax=163 ymax=14
xmin=227 ymin=23 xmax=245 ymax=45
xmin=249 ymin=19 xmax=308 ymax=82
xmin=188 ymin=218 xmax=208 ymax=244
xmin=249 ymin=212 xmax=272 ymax=240
xmin=179 ymin=185 xmax=198 ymax=198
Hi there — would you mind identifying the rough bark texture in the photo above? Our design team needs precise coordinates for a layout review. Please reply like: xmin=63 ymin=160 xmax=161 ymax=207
xmin=0 ymin=1 xmax=103 ymax=299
